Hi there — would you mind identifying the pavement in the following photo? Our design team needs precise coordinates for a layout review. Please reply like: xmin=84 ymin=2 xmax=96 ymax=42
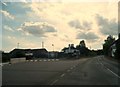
xmin=2 ymin=56 xmax=120 ymax=86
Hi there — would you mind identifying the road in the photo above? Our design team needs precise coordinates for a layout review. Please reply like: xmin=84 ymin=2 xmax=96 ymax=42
xmin=2 ymin=56 xmax=120 ymax=85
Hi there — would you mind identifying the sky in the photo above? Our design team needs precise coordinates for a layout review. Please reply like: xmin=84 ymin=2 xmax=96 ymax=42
xmin=0 ymin=0 xmax=119 ymax=52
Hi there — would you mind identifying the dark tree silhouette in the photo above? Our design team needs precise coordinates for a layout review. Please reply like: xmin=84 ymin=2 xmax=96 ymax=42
xmin=76 ymin=40 xmax=90 ymax=56
xmin=103 ymin=35 xmax=115 ymax=56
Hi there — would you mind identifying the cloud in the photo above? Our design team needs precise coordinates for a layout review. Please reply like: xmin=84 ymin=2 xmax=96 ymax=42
xmin=68 ymin=19 xmax=82 ymax=29
xmin=96 ymin=14 xmax=118 ymax=35
xmin=4 ymin=25 xmax=14 ymax=32
xmin=1 ymin=2 xmax=118 ymax=52
xmin=76 ymin=32 xmax=99 ymax=40
xmin=1 ymin=2 xmax=7 ymax=6
xmin=59 ymin=34 xmax=72 ymax=42
xmin=18 ymin=22 xmax=57 ymax=37
xmin=68 ymin=19 xmax=92 ymax=30
xmin=2 ymin=35 xmax=39 ymax=52
xmin=0 ymin=10 xmax=14 ymax=20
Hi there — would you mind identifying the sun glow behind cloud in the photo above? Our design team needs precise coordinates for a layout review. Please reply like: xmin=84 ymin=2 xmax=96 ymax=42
xmin=1 ymin=0 xmax=118 ymax=52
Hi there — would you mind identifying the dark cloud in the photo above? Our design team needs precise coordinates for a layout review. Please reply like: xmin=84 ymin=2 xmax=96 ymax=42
xmin=96 ymin=14 xmax=118 ymax=35
xmin=68 ymin=19 xmax=92 ymax=30
xmin=76 ymin=32 xmax=99 ymax=40
xmin=18 ymin=22 xmax=57 ymax=37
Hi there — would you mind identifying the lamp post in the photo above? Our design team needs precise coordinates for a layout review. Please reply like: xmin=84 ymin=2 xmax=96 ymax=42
xmin=17 ymin=43 xmax=19 ymax=49
xmin=42 ymin=42 xmax=44 ymax=48
xmin=52 ymin=44 xmax=54 ymax=52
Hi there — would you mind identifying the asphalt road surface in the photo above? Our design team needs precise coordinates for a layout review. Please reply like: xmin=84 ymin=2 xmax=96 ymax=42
xmin=2 ymin=56 xmax=120 ymax=85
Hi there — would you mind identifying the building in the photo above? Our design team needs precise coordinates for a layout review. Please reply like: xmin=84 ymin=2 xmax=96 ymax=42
xmin=110 ymin=42 xmax=116 ymax=57
xmin=62 ymin=44 xmax=80 ymax=57
xmin=80 ymin=40 xmax=86 ymax=47
xmin=110 ymin=33 xmax=120 ymax=58
xmin=0 ymin=51 xmax=3 ymax=61
xmin=10 ymin=48 xmax=48 ymax=59
xmin=48 ymin=51 xmax=58 ymax=58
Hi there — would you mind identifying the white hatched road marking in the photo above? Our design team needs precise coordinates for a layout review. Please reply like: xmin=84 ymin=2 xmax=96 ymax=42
xmin=28 ymin=59 xmax=59 ymax=62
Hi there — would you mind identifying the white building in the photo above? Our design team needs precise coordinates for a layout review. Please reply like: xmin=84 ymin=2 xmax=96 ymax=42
xmin=62 ymin=44 xmax=80 ymax=56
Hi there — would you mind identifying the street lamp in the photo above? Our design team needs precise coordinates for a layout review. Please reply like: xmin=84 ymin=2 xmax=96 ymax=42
xmin=17 ymin=43 xmax=19 ymax=49
xmin=52 ymin=44 xmax=54 ymax=52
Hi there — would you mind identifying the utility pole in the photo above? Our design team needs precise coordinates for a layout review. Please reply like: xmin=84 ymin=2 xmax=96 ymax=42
xmin=42 ymin=42 xmax=44 ymax=48
xmin=17 ymin=43 xmax=19 ymax=49
xmin=52 ymin=44 xmax=54 ymax=52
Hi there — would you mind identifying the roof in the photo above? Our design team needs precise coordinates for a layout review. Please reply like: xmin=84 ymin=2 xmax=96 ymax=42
xmin=10 ymin=48 xmax=48 ymax=54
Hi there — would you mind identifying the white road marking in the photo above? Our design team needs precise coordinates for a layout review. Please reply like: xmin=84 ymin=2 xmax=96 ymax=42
xmin=50 ymin=79 xmax=58 ymax=85
xmin=1 ymin=62 xmax=10 ymax=66
xmin=48 ymin=59 xmax=50 ymax=61
xmin=67 ymin=70 xmax=70 ymax=72
xmin=100 ymin=62 xmax=103 ymax=66
xmin=61 ymin=73 xmax=65 ymax=77
xmin=35 ymin=60 xmax=37 ymax=62
xmin=73 ymin=65 xmax=76 ymax=68
xmin=107 ymin=68 xmax=120 ymax=79
xmin=97 ymin=57 xmax=120 ymax=79
xmin=43 ymin=60 xmax=47 ymax=61
xmin=30 ymin=60 xmax=33 ymax=62
xmin=56 ymin=59 xmax=59 ymax=61
xmin=52 ymin=59 xmax=54 ymax=61
xmin=39 ymin=60 xmax=42 ymax=61
xmin=97 ymin=58 xmax=104 ymax=66
xmin=0 ymin=63 xmax=3 ymax=66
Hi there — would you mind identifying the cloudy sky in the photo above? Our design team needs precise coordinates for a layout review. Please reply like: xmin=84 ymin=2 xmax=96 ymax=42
xmin=0 ymin=0 xmax=119 ymax=52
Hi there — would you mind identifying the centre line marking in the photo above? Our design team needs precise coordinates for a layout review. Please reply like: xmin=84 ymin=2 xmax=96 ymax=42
xmin=67 ymin=70 xmax=70 ymax=72
xmin=107 ymin=68 xmax=120 ymax=79
xmin=100 ymin=63 xmax=103 ymax=66
xmin=73 ymin=66 xmax=75 ymax=68
xmin=61 ymin=74 xmax=65 ymax=77
xmin=50 ymin=79 xmax=58 ymax=85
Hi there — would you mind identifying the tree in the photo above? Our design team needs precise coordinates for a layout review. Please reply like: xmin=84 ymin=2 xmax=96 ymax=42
xmin=76 ymin=40 xmax=90 ymax=56
xmin=103 ymin=35 xmax=115 ymax=56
